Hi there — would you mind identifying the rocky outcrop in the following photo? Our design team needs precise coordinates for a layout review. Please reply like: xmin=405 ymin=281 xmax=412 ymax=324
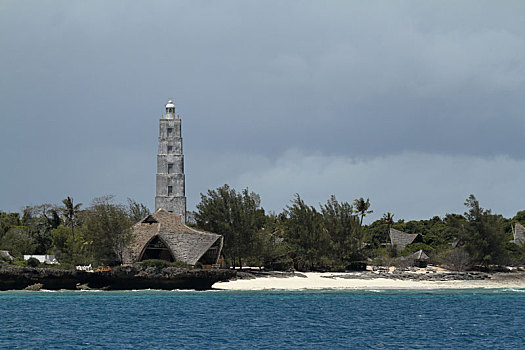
xmin=0 ymin=265 xmax=236 ymax=291
xmin=323 ymin=271 xmax=490 ymax=281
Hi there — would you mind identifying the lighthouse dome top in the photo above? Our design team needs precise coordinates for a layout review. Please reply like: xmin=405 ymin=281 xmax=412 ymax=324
xmin=165 ymin=100 xmax=175 ymax=108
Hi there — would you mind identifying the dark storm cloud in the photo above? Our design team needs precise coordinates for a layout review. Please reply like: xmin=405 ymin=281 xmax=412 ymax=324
xmin=0 ymin=1 xmax=524 ymax=217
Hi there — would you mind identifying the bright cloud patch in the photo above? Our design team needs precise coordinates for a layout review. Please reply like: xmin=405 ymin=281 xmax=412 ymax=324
xmin=191 ymin=150 xmax=525 ymax=222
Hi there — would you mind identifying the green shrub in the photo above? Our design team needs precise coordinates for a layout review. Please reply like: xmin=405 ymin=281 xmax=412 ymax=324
xmin=345 ymin=261 xmax=367 ymax=271
xmin=45 ymin=263 xmax=75 ymax=270
xmin=193 ymin=262 xmax=203 ymax=269
xmin=265 ymin=256 xmax=294 ymax=271
xmin=139 ymin=259 xmax=170 ymax=269
xmin=172 ymin=260 xmax=190 ymax=268
xmin=27 ymin=257 xmax=40 ymax=268
xmin=11 ymin=258 xmax=27 ymax=267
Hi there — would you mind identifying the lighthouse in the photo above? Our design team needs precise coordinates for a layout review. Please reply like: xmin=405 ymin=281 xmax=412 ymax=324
xmin=154 ymin=100 xmax=187 ymax=222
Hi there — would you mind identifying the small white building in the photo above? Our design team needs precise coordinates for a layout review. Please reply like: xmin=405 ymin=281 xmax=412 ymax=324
xmin=23 ymin=255 xmax=59 ymax=264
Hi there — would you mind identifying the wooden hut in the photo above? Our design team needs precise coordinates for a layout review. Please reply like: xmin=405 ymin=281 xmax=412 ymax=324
xmin=124 ymin=209 xmax=223 ymax=266
xmin=396 ymin=249 xmax=430 ymax=268
xmin=406 ymin=249 xmax=429 ymax=267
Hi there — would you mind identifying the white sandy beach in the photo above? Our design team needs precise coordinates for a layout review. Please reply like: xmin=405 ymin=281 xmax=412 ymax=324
xmin=213 ymin=272 xmax=525 ymax=290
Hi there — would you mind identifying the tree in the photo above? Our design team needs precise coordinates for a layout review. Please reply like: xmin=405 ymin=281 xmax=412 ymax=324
xmin=353 ymin=197 xmax=373 ymax=226
xmin=382 ymin=212 xmax=395 ymax=250
xmin=254 ymin=213 xmax=290 ymax=269
xmin=195 ymin=185 xmax=266 ymax=267
xmin=458 ymin=194 xmax=506 ymax=266
xmin=127 ymin=198 xmax=151 ymax=222
xmin=513 ymin=210 xmax=525 ymax=224
xmin=0 ymin=211 xmax=20 ymax=241
xmin=320 ymin=195 xmax=361 ymax=262
xmin=441 ymin=248 xmax=472 ymax=271
xmin=283 ymin=194 xmax=330 ymax=270
xmin=19 ymin=204 xmax=58 ymax=254
xmin=0 ymin=227 xmax=36 ymax=257
xmin=50 ymin=226 xmax=73 ymax=258
xmin=61 ymin=197 xmax=82 ymax=242
xmin=82 ymin=196 xmax=133 ymax=265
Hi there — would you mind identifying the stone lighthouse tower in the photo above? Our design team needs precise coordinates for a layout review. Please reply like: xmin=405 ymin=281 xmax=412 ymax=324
xmin=155 ymin=99 xmax=186 ymax=222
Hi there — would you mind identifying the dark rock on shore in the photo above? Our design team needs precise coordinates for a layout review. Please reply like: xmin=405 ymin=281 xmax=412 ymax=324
xmin=0 ymin=265 xmax=236 ymax=291
xmin=324 ymin=271 xmax=491 ymax=281
xmin=238 ymin=270 xmax=308 ymax=279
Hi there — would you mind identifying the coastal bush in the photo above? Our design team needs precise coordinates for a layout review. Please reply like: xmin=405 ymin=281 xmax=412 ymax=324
xmin=345 ymin=261 xmax=367 ymax=271
xmin=139 ymin=259 xmax=170 ymax=269
xmin=327 ymin=263 xmax=346 ymax=272
xmin=82 ymin=196 xmax=134 ymax=265
xmin=172 ymin=260 xmax=191 ymax=268
xmin=194 ymin=262 xmax=203 ymax=269
xmin=264 ymin=256 xmax=294 ymax=271
xmin=27 ymin=257 xmax=40 ymax=268
xmin=0 ymin=211 xmax=21 ymax=241
xmin=457 ymin=195 xmax=507 ymax=266
xmin=3 ymin=192 xmax=524 ymax=273
xmin=11 ymin=258 xmax=27 ymax=267
xmin=0 ymin=227 xmax=36 ymax=257
xmin=439 ymin=248 xmax=472 ymax=271
xmin=195 ymin=185 xmax=266 ymax=269
xmin=48 ymin=263 xmax=75 ymax=270
xmin=504 ymin=242 xmax=525 ymax=266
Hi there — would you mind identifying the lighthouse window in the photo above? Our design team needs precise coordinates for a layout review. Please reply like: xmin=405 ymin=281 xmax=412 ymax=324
xmin=168 ymin=163 xmax=174 ymax=174
xmin=167 ymin=128 xmax=173 ymax=136
xmin=167 ymin=145 xmax=173 ymax=153
xmin=168 ymin=186 xmax=173 ymax=195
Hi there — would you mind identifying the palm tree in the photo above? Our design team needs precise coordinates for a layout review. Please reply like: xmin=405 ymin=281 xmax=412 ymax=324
xmin=62 ymin=196 xmax=82 ymax=242
xmin=382 ymin=212 xmax=395 ymax=249
xmin=353 ymin=197 xmax=373 ymax=226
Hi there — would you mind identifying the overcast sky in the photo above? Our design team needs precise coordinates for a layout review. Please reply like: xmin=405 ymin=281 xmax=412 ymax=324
xmin=1 ymin=1 xmax=524 ymax=222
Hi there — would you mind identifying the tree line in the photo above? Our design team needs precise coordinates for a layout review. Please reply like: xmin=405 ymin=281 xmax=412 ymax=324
xmin=194 ymin=186 xmax=525 ymax=271
xmin=0 ymin=196 xmax=149 ymax=267
xmin=1 ymin=185 xmax=524 ymax=271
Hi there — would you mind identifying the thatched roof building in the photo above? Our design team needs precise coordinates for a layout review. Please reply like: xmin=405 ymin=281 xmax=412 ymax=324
xmin=406 ymin=249 xmax=429 ymax=261
xmin=396 ymin=249 xmax=430 ymax=267
xmin=0 ymin=250 xmax=14 ymax=262
xmin=511 ymin=223 xmax=525 ymax=246
xmin=124 ymin=209 xmax=223 ymax=266
xmin=389 ymin=228 xmax=422 ymax=253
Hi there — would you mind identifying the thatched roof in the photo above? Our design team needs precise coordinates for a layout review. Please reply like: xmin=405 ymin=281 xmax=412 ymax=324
xmin=0 ymin=250 xmax=14 ymax=261
xmin=397 ymin=249 xmax=429 ymax=265
xmin=124 ymin=209 xmax=223 ymax=265
xmin=512 ymin=223 xmax=525 ymax=246
xmin=389 ymin=228 xmax=422 ymax=252
xmin=407 ymin=249 xmax=429 ymax=260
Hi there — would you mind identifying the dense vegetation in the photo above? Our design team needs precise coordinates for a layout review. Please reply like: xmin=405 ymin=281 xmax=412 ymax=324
xmin=1 ymin=186 xmax=524 ymax=271
xmin=0 ymin=196 xmax=149 ymax=267
xmin=193 ymin=186 xmax=525 ymax=271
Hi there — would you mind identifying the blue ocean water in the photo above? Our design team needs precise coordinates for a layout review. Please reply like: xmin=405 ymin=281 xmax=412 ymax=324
xmin=1 ymin=289 xmax=525 ymax=349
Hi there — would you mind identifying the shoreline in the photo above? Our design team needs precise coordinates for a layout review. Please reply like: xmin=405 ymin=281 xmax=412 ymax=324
xmin=213 ymin=271 xmax=525 ymax=291
xmin=0 ymin=265 xmax=235 ymax=291
xmin=3 ymin=265 xmax=525 ymax=292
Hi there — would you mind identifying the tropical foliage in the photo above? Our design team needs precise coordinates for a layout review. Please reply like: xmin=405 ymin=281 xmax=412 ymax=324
xmin=0 ymin=196 xmax=149 ymax=266
xmin=0 ymin=187 xmax=523 ymax=271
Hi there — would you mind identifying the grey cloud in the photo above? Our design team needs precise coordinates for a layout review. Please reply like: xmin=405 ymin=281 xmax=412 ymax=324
xmin=1 ymin=1 xmax=524 ymax=213
xmin=225 ymin=150 xmax=525 ymax=222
